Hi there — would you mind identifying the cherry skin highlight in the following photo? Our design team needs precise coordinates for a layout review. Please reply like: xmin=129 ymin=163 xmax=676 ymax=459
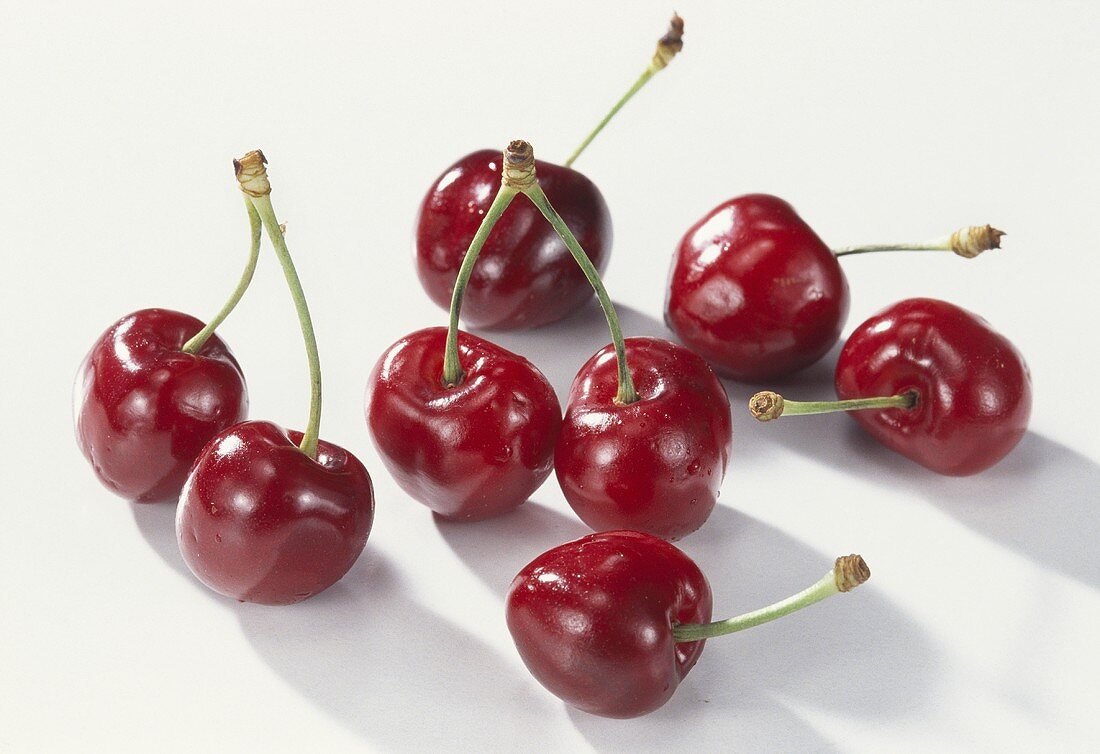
xmin=176 ymin=420 xmax=374 ymax=605
xmin=835 ymin=298 xmax=1031 ymax=475
xmin=506 ymin=530 xmax=712 ymax=718
xmin=416 ymin=150 xmax=613 ymax=330
xmin=555 ymin=337 xmax=732 ymax=540
xmin=665 ymin=194 xmax=850 ymax=381
xmin=74 ymin=308 xmax=248 ymax=503
xmin=367 ymin=327 xmax=561 ymax=521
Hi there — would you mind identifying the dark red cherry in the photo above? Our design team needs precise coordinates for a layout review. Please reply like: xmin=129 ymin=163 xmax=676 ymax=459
xmin=176 ymin=420 xmax=374 ymax=605
xmin=74 ymin=308 xmax=248 ymax=503
xmin=506 ymin=530 xmax=711 ymax=719
xmin=415 ymin=150 xmax=612 ymax=330
xmin=665 ymin=194 xmax=849 ymax=381
xmin=366 ymin=327 xmax=561 ymax=521
xmin=555 ymin=337 xmax=732 ymax=540
xmin=835 ymin=298 xmax=1031 ymax=475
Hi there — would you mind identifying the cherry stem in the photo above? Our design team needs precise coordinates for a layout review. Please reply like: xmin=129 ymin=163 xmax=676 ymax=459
xmin=749 ymin=389 xmax=917 ymax=423
xmin=833 ymin=224 xmax=1005 ymax=259
xmin=520 ymin=181 xmax=639 ymax=405
xmin=672 ymin=555 xmax=871 ymax=643
xmin=564 ymin=13 xmax=684 ymax=168
xmin=181 ymin=198 xmax=262 ymax=355
xmin=234 ymin=151 xmax=322 ymax=459
xmin=441 ymin=185 xmax=519 ymax=387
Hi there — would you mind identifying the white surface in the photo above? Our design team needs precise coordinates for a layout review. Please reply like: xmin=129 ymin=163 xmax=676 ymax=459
xmin=2 ymin=1 xmax=1098 ymax=751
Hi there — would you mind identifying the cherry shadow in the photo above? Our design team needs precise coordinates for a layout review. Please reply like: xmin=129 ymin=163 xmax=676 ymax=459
xmin=131 ymin=498 xmax=193 ymax=581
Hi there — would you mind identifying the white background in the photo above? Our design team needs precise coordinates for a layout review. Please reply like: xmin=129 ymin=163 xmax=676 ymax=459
xmin=2 ymin=1 xmax=1098 ymax=751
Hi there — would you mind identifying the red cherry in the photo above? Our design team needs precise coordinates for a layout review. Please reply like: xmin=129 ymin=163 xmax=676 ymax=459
xmin=74 ymin=308 xmax=248 ymax=502
xmin=555 ymin=337 xmax=731 ymax=540
xmin=415 ymin=150 xmax=612 ymax=330
xmin=176 ymin=421 xmax=374 ymax=605
xmin=506 ymin=530 xmax=712 ymax=718
xmin=665 ymin=194 xmax=850 ymax=381
xmin=835 ymin=298 xmax=1031 ymax=475
xmin=367 ymin=327 xmax=561 ymax=521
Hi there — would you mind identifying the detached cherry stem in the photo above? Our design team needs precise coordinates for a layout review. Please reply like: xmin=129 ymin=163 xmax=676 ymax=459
xmin=180 ymin=198 xmax=262 ymax=355
xmin=564 ymin=13 xmax=684 ymax=168
xmin=234 ymin=150 xmax=323 ymax=459
xmin=749 ymin=389 xmax=918 ymax=422
xmin=833 ymin=225 xmax=1005 ymax=259
xmin=673 ymin=555 xmax=871 ymax=643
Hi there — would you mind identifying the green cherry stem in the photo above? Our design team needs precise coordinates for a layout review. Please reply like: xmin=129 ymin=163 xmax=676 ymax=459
xmin=505 ymin=140 xmax=638 ymax=404
xmin=673 ymin=555 xmax=870 ymax=643
xmin=749 ymin=389 xmax=918 ymax=423
xmin=234 ymin=150 xmax=323 ymax=459
xmin=833 ymin=224 xmax=1005 ymax=259
xmin=180 ymin=198 xmax=263 ymax=354
xmin=440 ymin=185 xmax=519 ymax=387
xmin=564 ymin=13 xmax=684 ymax=168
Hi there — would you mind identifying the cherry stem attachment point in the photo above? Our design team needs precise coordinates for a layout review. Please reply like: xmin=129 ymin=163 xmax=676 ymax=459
xmin=833 ymin=225 xmax=1005 ymax=259
xmin=672 ymin=555 xmax=871 ymax=643
xmin=181 ymin=198 xmax=262 ymax=355
xmin=749 ymin=390 xmax=918 ymax=422
xmin=234 ymin=150 xmax=323 ymax=459
xmin=564 ymin=13 xmax=684 ymax=168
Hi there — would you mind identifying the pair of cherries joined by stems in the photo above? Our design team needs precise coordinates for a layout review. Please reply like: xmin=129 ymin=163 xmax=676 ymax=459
xmin=369 ymin=140 xmax=732 ymax=540
xmin=75 ymin=151 xmax=374 ymax=605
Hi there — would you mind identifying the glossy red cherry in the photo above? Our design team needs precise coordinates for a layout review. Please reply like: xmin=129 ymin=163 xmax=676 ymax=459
xmin=665 ymin=193 xmax=849 ymax=381
xmin=415 ymin=150 xmax=612 ymax=330
xmin=367 ymin=327 xmax=561 ymax=520
xmin=506 ymin=530 xmax=712 ymax=718
xmin=834 ymin=298 xmax=1031 ymax=475
xmin=555 ymin=337 xmax=731 ymax=540
xmin=176 ymin=421 xmax=374 ymax=605
xmin=74 ymin=308 xmax=248 ymax=502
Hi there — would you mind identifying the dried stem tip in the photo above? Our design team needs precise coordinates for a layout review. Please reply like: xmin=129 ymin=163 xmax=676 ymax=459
xmin=749 ymin=391 xmax=784 ymax=422
xmin=234 ymin=150 xmax=271 ymax=197
xmin=834 ymin=555 xmax=871 ymax=592
xmin=950 ymin=224 xmax=1005 ymax=258
xmin=502 ymin=140 xmax=536 ymax=189
xmin=652 ymin=13 xmax=685 ymax=70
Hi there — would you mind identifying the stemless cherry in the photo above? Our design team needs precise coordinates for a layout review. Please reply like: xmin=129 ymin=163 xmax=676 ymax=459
xmin=666 ymin=193 xmax=1003 ymax=381
xmin=506 ymin=530 xmax=870 ymax=718
xmin=178 ymin=151 xmax=374 ymax=604
xmin=75 ymin=195 xmax=262 ymax=502
xmin=415 ymin=15 xmax=683 ymax=330
xmin=367 ymin=327 xmax=560 ymax=520
xmin=75 ymin=309 xmax=248 ymax=502
xmin=750 ymin=297 xmax=1032 ymax=475
xmin=556 ymin=337 xmax=731 ymax=540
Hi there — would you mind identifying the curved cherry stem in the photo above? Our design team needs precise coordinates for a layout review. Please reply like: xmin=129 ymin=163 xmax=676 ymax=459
xmin=673 ymin=555 xmax=870 ymax=643
xmin=522 ymin=182 xmax=639 ymax=405
xmin=564 ymin=13 xmax=684 ymax=168
xmin=181 ymin=199 xmax=262 ymax=354
xmin=441 ymin=186 xmax=519 ymax=387
xmin=833 ymin=225 xmax=1004 ymax=260
xmin=749 ymin=389 xmax=918 ymax=422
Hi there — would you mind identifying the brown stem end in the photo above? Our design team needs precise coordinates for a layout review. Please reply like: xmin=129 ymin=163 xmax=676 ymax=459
xmin=834 ymin=555 xmax=871 ymax=592
xmin=502 ymin=140 xmax=536 ymax=189
xmin=749 ymin=391 xmax=784 ymax=422
xmin=950 ymin=224 xmax=1005 ymax=258
xmin=652 ymin=13 xmax=684 ymax=70
xmin=234 ymin=150 xmax=271 ymax=197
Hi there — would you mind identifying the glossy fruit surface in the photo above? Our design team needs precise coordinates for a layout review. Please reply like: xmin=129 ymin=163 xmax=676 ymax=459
xmin=665 ymin=194 xmax=850 ymax=381
xmin=176 ymin=420 xmax=374 ymax=605
xmin=555 ymin=337 xmax=731 ymax=540
xmin=836 ymin=297 xmax=1032 ymax=475
xmin=74 ymin=308 xmax=248 ymax=502
xmin=506 ymin=530 xmax=712 ymax=718
xmin=367 ymin=327 xmax=561 ymax=520
xmin=415 ymin=149 xmax=612 ymax=330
